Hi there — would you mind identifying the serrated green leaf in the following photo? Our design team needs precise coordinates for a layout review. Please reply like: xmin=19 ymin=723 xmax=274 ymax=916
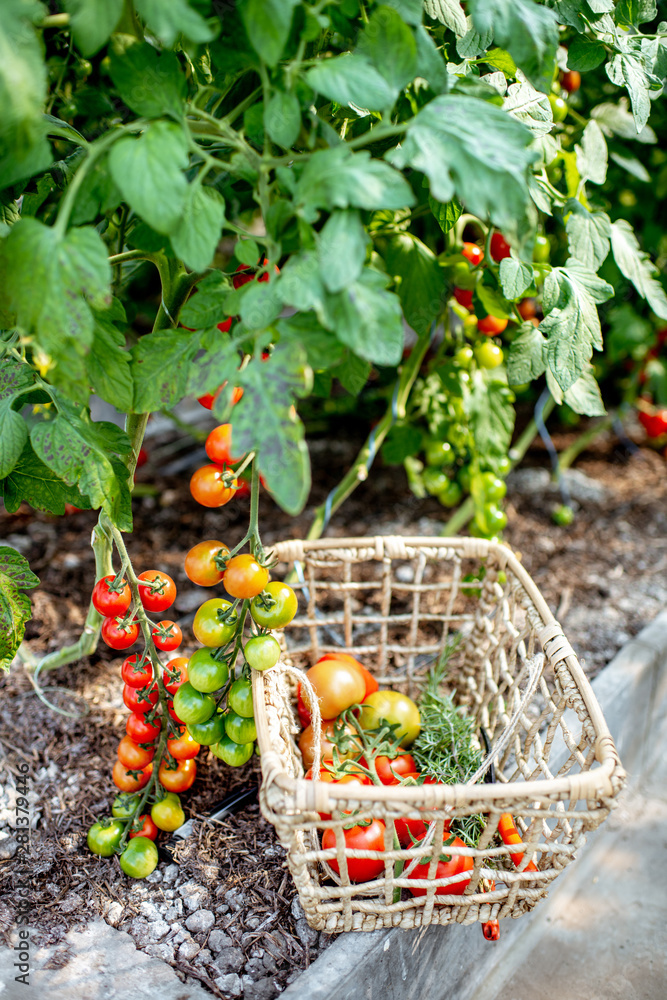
xmin=476 ymin=282 xmax=510 ymax=318
xmin=390 ymin=95 xmax=535 ymax=242
xmin=565 ymin=202 xmax=611 ymax=271
xmin=1 ymin=440 xmax=91 ymax=516
xmin=385 ymin=233 xmax=443 ymax=335
xmin=470 ymin=0 xmax=559 ymax=92
xmin=566 ymin=35 xmax=606 ymax=72
xmin=180 ymin=271 xmax=229 ymax=329
xmin=609 ymin=151 xmax=650 ymax=183
xmin=499 ymin=256 xmax=534 ymax=300
xmin=414 ymin=25 xmax=449 ymax=92
xmin=616 ymin=0 xmax=657 ymax=26
xmin=0 ymin=402 xmax=28 ymax=479
xmin=591 ymin=98 xmax=656 ymax=143
xmin=506 ymin=323 xmax=547 ymax=385
xmin=335 ymin=352 xmax=372 ymax=396
xmin=357 ymin=6 xmax=417 ymax=93
xmin=424 ymin=0 xmax=467 ymax=36
xmin=239 ymin=280 xmax=283 ymax=329
xmin=131 ymin=329 xmax=202 ymax=411
xmin=610 ymin=219 xmax=667 ymax=319
xmin=563 ymin=367 xmax=606 ymax=416
xmin=109 ymin=122 xmax=189 ymax=234
xmin=87 ymin=309 xmax=134 ymax=412
xmin=575 ymin=120 xmax=607 ymax=186
xmin=484 ymin=47 xmax=517 ymax=76
xmin=134 ymin=0 xmax=214 ymax=47
xmin=235 ymin=239 xmax=260 ymax=267
xmin=239 ymin=0 xmax=299 ymax=67
xmin=503 ymin=80 xmax=553 ymax=137
xmin=170 ymin=185 xmax=225 ymax=273
xmin=307 ymin=53 xmax=397 ymax=112
xmin=466 ymin=370 xmax=515 ymax=456
xmin=324 ymin=268 xmax=405 ymax=365
xmin=0 ymin=546 xmax=40 ymax=590
xmin=317 ymin=211 xmax=369 ymax=294
xmin=275 ymin=314 xmax=346 ymax=370
xmin=429 ymin=196 xmax=463 ymax=234
xmin=64 ymin=0 xmax=124 ymax=56
xmin=277 ymin=251 xmax=326 ymax=314
xmin=185 ymin=329 xmax=237 ymax=401
xmin=297 ymin=147 xmax=415 ymax=214
xmin=70 ymin=156 xmax=122 ymax=225
xmin=232 ymin=343 xmax=311 ymax=515
xmin=606 ymin=53 xmax=651 ymax=133
xmin=0 ymin=556 xmax=32 ymax=671
xmin=264 ymin=90 xmax=302 ymax=149
xmin=109 ymin=42 xmax=186 ymax=118
xmin=0 ymin=357 xmax=36 ymax=403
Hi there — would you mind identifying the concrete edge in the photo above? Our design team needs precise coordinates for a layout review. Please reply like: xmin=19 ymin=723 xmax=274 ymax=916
xmin=282 ymin=609 xmax=667 ymax=1000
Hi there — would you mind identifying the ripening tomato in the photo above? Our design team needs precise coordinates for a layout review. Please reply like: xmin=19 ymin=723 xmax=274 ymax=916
xmin=223 ymin=554 xmax=269 ymax=599
xmin=137 ymin=571 xmax=176 ymax=613
xmin=187 ymin=711 xmax=226 ymax=746
xmin=490 ymin=232 xmax=511 ymax=262
xmin=232 ymin=260 xmax=278 ymax=289
xmin=101 ymin=616 xmax=139 ymax=650
xmin=112 ymin=760 xmax=153 ymax=792
xmin=475 ymin=341 xmax=504 ymax=370
xmin=192 ymin=599 xmax=238 ymax=648
xmin=322 ymin=819 xmax=386 ymax=882
xmin=205 ymin=424 xmax=241 ymax=466
xmin=152 ymin=620 xmax=182 ymax=652
xmin=126 ymin=713 xmax=160 ymax=742
xmin=249 ymin=582 xmax=297 ymax=629
xmin=119 ymin=836 xmax=158 ymax=879
xmin=151 ymin=793 xmax=185 ymax=832
xmin=87 ymin=819 xmax=125 ymax=857
xmin=306 ymin=766 xmax=372 ymax=820
xmin=121 ymin=653 xmax=153 ymax=689
xmin=303 ymin=659 xmax=366 ymax=720
xmin=158 ymin=757 xmax=197 ymax=793
xmin=453 ymin=287 xmax=473 ymax=309
xmin=477 ymin=315 xmax=508 ymax=336
xmin=363 ymin=753 xmax=417 ymax=785
xmin=358 ymin=691 xmax=421 ymax=747
xmin=297 ymin=685 xmax=311 ymax=728
xmin=406 ymin=836 xmax=474 ymax=899
xmin=461 ymin=242 xmax=484 ymax=267
xmin=244 ymin=634 xmax=281 ymax=672
xmin=315 ymin=653 xmax=379 ymax=699
xmin=190 ymin=464 xmax=238 ymax=508
xmin=184 ymin=540 xmax=229 ymax=587
xmin=163 ymin=656 xmax=188 ymax=695
xmin=298 ymin=720 xmax=361 ymax=769
xmin=112 ymin=793 xmax=141 ymax=819
xmin=187 ymin=648 xmax=229 ymax=693
xmin=92 ymin=575 xmax=131 ymax=617
xmin=130 ymin=814 xmax=158 ymax=841
xmin=123 ymin=682 xmax=159 ymax=715
xmin=167 ymin=726 xmax=201 ymax=760
xmin=173 ymin=682 xmax=216 ymax=726
xmin=117 ymin=736 xmax=155 ymax=770
xmin=517 ymin=298 xmax=537 ymax=321
xmin=560 ymin=69 xmax=581 ymax=93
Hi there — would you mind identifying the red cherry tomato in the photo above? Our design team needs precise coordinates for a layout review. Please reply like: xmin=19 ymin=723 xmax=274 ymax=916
xmin=121 ymin=653 xmax=154 ymax=689
xmin=126 ymin=713 xmax=161 ymax=742
xmin=92 ymin=575 xmax=131 ymax=617
xmin=232 ymin=260 xmax=279 ymax=289
xmin=151 ymin=620 xmax=182 ymax=652
xmin=490 ymin=232 xmax=511 ymax=262
xmin=453 ymin=287 xmax=473 ymax=309
xmin=477 ymin=315 xmax=508 ymax=336
xmin=123 ymin=682 xmax=159 ymax=715
xmin=190 ymin=465 xmax=238 ymax=507
xmin=322 ymin=819 xmax=386 ymax=882
xmin=406 ymin=836 xmax=474 ymax=900
xmin=112 ymin=760 xmax=153 ymax=792
xmin=117 ymin=735 xmax=155 ymax=770
xmin=361 ymin=753 xmax=417 ymax=785
xmin=101 ymin=616 xmax=139 ymax=650
xmin=158 ymin=757 xmax=197 ymax=793
xmin=163 ymin=657 xmax=188 ymax=695
xmin=223 ymin=554 xmax=269 ymax=600
xmin=137 ymin=571 xmax=176 ymax=613
xmin=136 ymin=447 xmax=149 ymax=468
xmin=638 ymin=409 xmax=667 ymax=438
xmin=561 ymin=70 xmax=581 ymax=93
xmin=205 ymin=424 xmax=241 ymax=466
xmin=517 ymin=298 xmax=537 ymax=321
xmin=462 ymin=242 xmax=484 ymax=267
xmin=129 ymin=814 xmax=158 ymax=840
xmin=296 ymin=685 xmax=311 ymax=728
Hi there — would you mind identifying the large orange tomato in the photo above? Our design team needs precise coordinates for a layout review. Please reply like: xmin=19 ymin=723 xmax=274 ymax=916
xmin=304 ymin=659 xmax=366 ymax=719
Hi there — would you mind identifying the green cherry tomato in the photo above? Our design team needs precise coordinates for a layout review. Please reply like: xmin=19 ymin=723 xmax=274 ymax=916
xmin=111 ymin=793 xmax=141 ymax=819
xmin=358 ymin=690 xmax=421 ymax=747
xmin=244 ymin=634 xmax=281 ymax=671
xmin=437 ymin=480 xmax=463 ymax=508
xmin=422 ymin=467 xmax=451 ymax=496
xmin=548 ymin=94 xmax=567 ymax=123
xmin=490 ymin=455 xmax=511 ymax=478
xmin=193 ymin=599 xmax=238 ymax=647
xmin=552 ymin=504 xmax=575 ymax=526
xmin=187 ymin=648 xmax=229 ymax=693
xmin=119 ymin=836 xmax=158 ymax=878
xmin=210 ymin=734 xmax=255 ymax=766
xmin=151 ymin=793 xmax=185 ymax=832
xmin=424 ymin=440 xmax=455 ymax=467
xmin=533 ymin=234 xmax=551 ymax=263
xmin=458 ymin=466 xmax=471 ymax=492
xmin=480 ymin=472 xmax=507 ymax=502
xmin=224 ymin=710 xmax=257 ymax=745
xmin=454 ymin=346 xmax=474 ymax=369
xmin=475 ymin=341 xmax=504 ymax=370
xmin=250 ymin=582 xmax=298 ymax=629
xmin=187 ymin=711 xmax=226 ymax=746
xmin=475 ymin=503 xmax=508 ymax=535
xmin=173 ymin=682 xmax=216 ymax=726
xmin=228 ymin=677 xmax=254 ymax=718
xmin=87 ymin=819 xmax=125 ymax=857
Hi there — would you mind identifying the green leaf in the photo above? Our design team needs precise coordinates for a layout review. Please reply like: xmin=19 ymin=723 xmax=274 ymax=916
xmin=563 ymin=368 xmax=606 ymax=416
xmin=297 ymin=147 xmax=416 ymax=214
xmin=170 ymin=185 xmax=225 ymax=273
xmin=0 ymin=546 xmax=39 ymax=590
xmin=275 ymin=314 xmax=346 ymax=370
xmin=424 ymin=0 xmax=467 ymax=36
xmin=239 ymin=280 xmax=283 ymax=329
xmin=87 ymin=308 xmax=134 ymax=412
xmin=0 ymin=219 xmax=111 ymax=401
xmin=324 ymin=268 xmax=404 ymax=366
xmin=180 ymin=271 xmax=229 ymax=328
xmin=239 ymin=0 xmax=299 ymax=67
xmin=466 ymin=371 xmax=515 ymax=457
xmin=235 ymin=239 xmax=260 ymax=267
xmin=506 ymin=323 xmax=547 ymax=385
xmin=1 ymin=440 xmax=91 ymax=516
xmin=566 ymin=35 xmax=606 ymax=72
xmin=108 ymin=121 xmax=189 ymax=234
xmin=277 ymin=251 xmax=326 ymax=314
xmin=0 ymin=546 xmax=39 ymax=672
xmin=233 ymin=343 xmax=312 ymax=515
xmin=134 ymin=0 xmax=214 ymax=47
xmin=0 ymin=402 xmax=28 ymax=479
xmin=539 ymin=263 xmax=614 ymax=392
xmin=610 ymin=219 xmax=667 ymax=320
xmin=335 ymin=352 xmax=372 ymax=396
xmin=414 ymin=25 xmax=449 ymax=92
xmin=385 ymin=233 xmax=443 ymax=335
xmin=390 ymin=95 xmax=535 ymax=241
xmin=575 ymin=120 xmax=607 ymax=186
xmin=499 ymin=256 xmax=533 ymax=300
xmin=109 ymin=42 xmax=186 ymax=119
xmin=616 ymin=0 xmax=657 ymax=27
xmin=429 ymin=196 xmax=463 ymax=234
xmin=264 ymin=90 xmax=302 ymax=149
xmin=476 ymin=282 xmax=510 ymax=318
xmin=484 ymin=47 xmax=517 ymax=76
xmin=565 ymin=202 xmax=611 ymax=271
xmin=70 ymin=156 xmax=122 ymax=225
xmin=469 ymin=0 xmax=559 ymax=92
xmin=606 ymin=53 xmax=651 ymax=133
xmin=357 ymin=5 xmax=417 ymax=93
xmin=64 ymin=0 xmax=124 ymax=56
xmin=0 ymin=357 xmax=36 ymax=403
xmin=131 ymin=329 xmax=202 ymax=411
xmin=307 ymin=54 xmax=397 ymax=112
xmin=503 ymin=80 xmax=553 ymax=137
xmin=591 ymin=98 xmax=656 ymax=143
xmin=609 ymin=151 xmax=650 ymax=183
xmin=317 ymin=210 xmax=369 ymax=294
xmin=381 ymin=424 xmax=423 ymax=465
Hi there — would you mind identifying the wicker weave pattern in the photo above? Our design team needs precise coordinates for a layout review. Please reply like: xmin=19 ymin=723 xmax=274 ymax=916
xmin=252 ymin=537 xmax=625 ymax=933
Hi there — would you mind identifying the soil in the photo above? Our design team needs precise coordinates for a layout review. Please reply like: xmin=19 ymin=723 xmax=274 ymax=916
xmin=0 ymin=405 xmax=665 ymax=998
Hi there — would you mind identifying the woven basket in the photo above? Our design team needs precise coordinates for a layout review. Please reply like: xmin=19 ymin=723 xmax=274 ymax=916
xmin=252 ymin=536 xmax=625 ymax=934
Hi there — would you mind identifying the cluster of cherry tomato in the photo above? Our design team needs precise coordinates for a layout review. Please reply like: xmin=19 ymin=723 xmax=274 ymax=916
xmin=94 ymin=569 xmax=182 ymax=653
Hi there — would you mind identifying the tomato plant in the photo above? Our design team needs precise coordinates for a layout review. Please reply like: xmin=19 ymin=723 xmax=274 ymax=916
xmin=172 ymin=682 xmax=216 ymax=726
xmin=224 ymin=711 xmax=257 ymax=745
xmin=210 ymin=735 xmax=255 ymax=767
xmin=122 ymin=683 xmax=159 ymax=715
xmin=163 ymin=657 xmax=188 ymax=695
xmin=151 ymin=620 xmax=182 ymax=652
xmin=193 ymin=599 xmax=238 ymax=647
xmin=187 ymin=647 xmax=229 ymax=692
xmin=228 ymin=677 xmax=254 ymax=718
xmin=117 ymin=736 xmax=155 ymax=770
xmin=126 ymin=714 xmax=160 ymax=743
xmin=167 ymin=727 xmax=201 ymax=761
xmin=121 ymin=653 xmax=153 ymax=689
xmin=112 ymin=761 xmax=152 ymax=793
xmin=130 ymin=814 xmax=158 ymax=841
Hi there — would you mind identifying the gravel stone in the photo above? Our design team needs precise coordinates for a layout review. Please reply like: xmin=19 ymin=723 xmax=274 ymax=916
xmin=179 ymin=882 xmax=210 ymax=913
xmin=245 ymin=977 xmax=280 ymax=1000
xmin=145 ymin=942 xmax=175 ymax=962
xmin=105 ymin=901 xmax=124 ymax=927
xmin=162 ymin=864 xmax=179 ymax=883
xmin=0 ymin=837 xmax=18 ymax=860
xmin=295 ymin=918 xmax=319 ymax=950
xmin=245 ymin=957 xmax=266 ymax=978
xmin=60 ymin=892 xmax=84 ymax=914
xmin=147 ymin=918 xmax=170 ymax=942
xmin=129 ymin=917 xmax=151 ymax=948
xmin=164 ymin=899 xmax=184 ymax=921
xmin=262 ymin=952 xmax=279 ymax=974
xmin=185 ymin=909 xmax=215 ymax=933
xmin=208 ymin=929 xmax=233 ymax=952
xmin=178 ymin=938 xmax=201 ymax=961
xmin=139 ymin=901 xmax=162 ymax=921
xmin=224 ymin=888 xmax=246 ymax=911
xmin=290 ymin=897 xmax=304 ymax=921
xmin=210 ymin=946 xmax=245 ymax=975
xmin=146 ymin=869 xmax=163 ymax=884
xmin=195 ymin=948 xmax=212 ymax=965
xmin=213 ymin=973 xmax=243 ymax=997
xmin=169 ymin=925 xmax=189 ymax=945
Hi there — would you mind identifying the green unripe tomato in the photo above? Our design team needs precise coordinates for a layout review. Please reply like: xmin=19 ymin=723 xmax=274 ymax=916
xmin=552 ymin=504 xmax=575 ymax=526
xmin=450 ymin=260 xmax=475 ymax=289
xmin=437 ymin=480 xmax=463 ymax=508
xmin=173 ymin=682 xmax=216 ymax=726
xmin=224 ymin=710 xmax=257 ymax=745
xmin=491 ymin=455 xmax=512 ymax=478
xmin=533 ymin=234 xmax=551 ymax=263
xmin=422 ymin=467 xmax=451 ymax=496
xmin=458 ymin=466 xmax=472 ymax=492
xmin=228 ymin=677 xmax=254 ymax=718
xmin=250 ymin=582 xmax=298 ymax=629
xmin=112 ymin=793 xmax=141 ymax=819
xmin=424 ymin=439 xmax=455 ymax=467
xmin=87 ymin=819 xmax=125 ymax=857
xmin=151 ymin=793 xmax=185 ymax=832
xmin=244 ymin=634 xmax=281 ymax=671
xmin=193 ymin=599 xmax=238 ymax=647
xmin=210 ymin=735 xmax=255 ymax=766
xmin=187 ymin=711 xmax=226 ymax=746
xmin=548 ymin=94 xmax=567 ymax=123
xmin=358 ymin=690 xmax=421 ymax=748
xmin=480 ymin=472 xmax=507 ymax=502
xmin=478 ymin=503 xmax=508 ymax=534
xmin=475 ymin=341 xmax=504 ymax=369
xmin=119 ymin=836 xmax=158 ymax=878
xmin=454 ymin=346 xmax=474 ymax=368
xmin=187 ymin=648 xmax=229 ymax=693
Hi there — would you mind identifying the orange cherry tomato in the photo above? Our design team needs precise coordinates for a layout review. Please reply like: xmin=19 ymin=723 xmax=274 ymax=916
xmin=223 ymin=554 xmax=269 ymax=600
xmin=298 ymin=720 xmax=361 ymax=769
xmin=158 ymin=757 xmax=197 ymax=793
xmin=190 ymin=465 xmax=238 ymax=507
xmin=517 ymin=298 xmax=537 ymax=321
xmin=462 ymin=242 xmax=484 ymax=267
xmin=112 ymin=760 xmax=153 ymax=792
xmin=167 ymin=726 xmax=201 ymax=760
xmin=205 ymin=424 xmax=241 ymax=466
xmin=561 ymin=70 xmax=581 ymax=93
xmin=315 ymin=653 xmax=379 ymax=699
xmin=163 ymin=656 xmax=189 ymax=695
xmin=304 ymin=659 xmax=366 ymax=720
xmin=184 ymin=539 xmax=230 ymax=587
xmin=117 ymin=736 xmax=155 ymax=770
xmin=477 ymin=315 xmax=508 ymax=336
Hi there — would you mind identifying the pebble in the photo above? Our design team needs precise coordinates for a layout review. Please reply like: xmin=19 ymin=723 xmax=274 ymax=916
xmin=214 ymin=973 xmax=243 ymax=997
xmin=179 ymin=883 xmax=210 ymax=913
xmin=145 ymin=942 xmax=175 ymax=963
xmin=147 ymin=919 xmax=170 ymax=942
xmin=60 ymin=893 xmax=84 ymax=914
xmin=210 ymin=946 xmax=245 ymax=975
xmin=139 ymin=901 xmax=162 ymax=921
xmin=164 ymin=900 xmax=184 ymax=921
xmin=242 ymin=975 xmax=279 ymax=1000
xmin=105 ymin=901 xmax=124 ymax=927
xmin=0 ymin=838 xmax=18 ymax=860
xmin=162 ymin=864 xmax=179 ymax=883
xmin=224 ymin=888 xmax=246 ymax=911
xmin=185 ymin=909 xmax=215 ymax=934
xmin=262 ymin=952 xmax=279 ymax=974
xmin=245 ymin=957 xmax=266 ymax=978
xmin=178 ymin=938 xmax=201 ymax=961
xmin=129 ymin=918 xmax=152 ymax=948
xmin=208 ymin=928 xmax=233 ymax=952
xmin=295 ymin=917 xmax=319 ymax=950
